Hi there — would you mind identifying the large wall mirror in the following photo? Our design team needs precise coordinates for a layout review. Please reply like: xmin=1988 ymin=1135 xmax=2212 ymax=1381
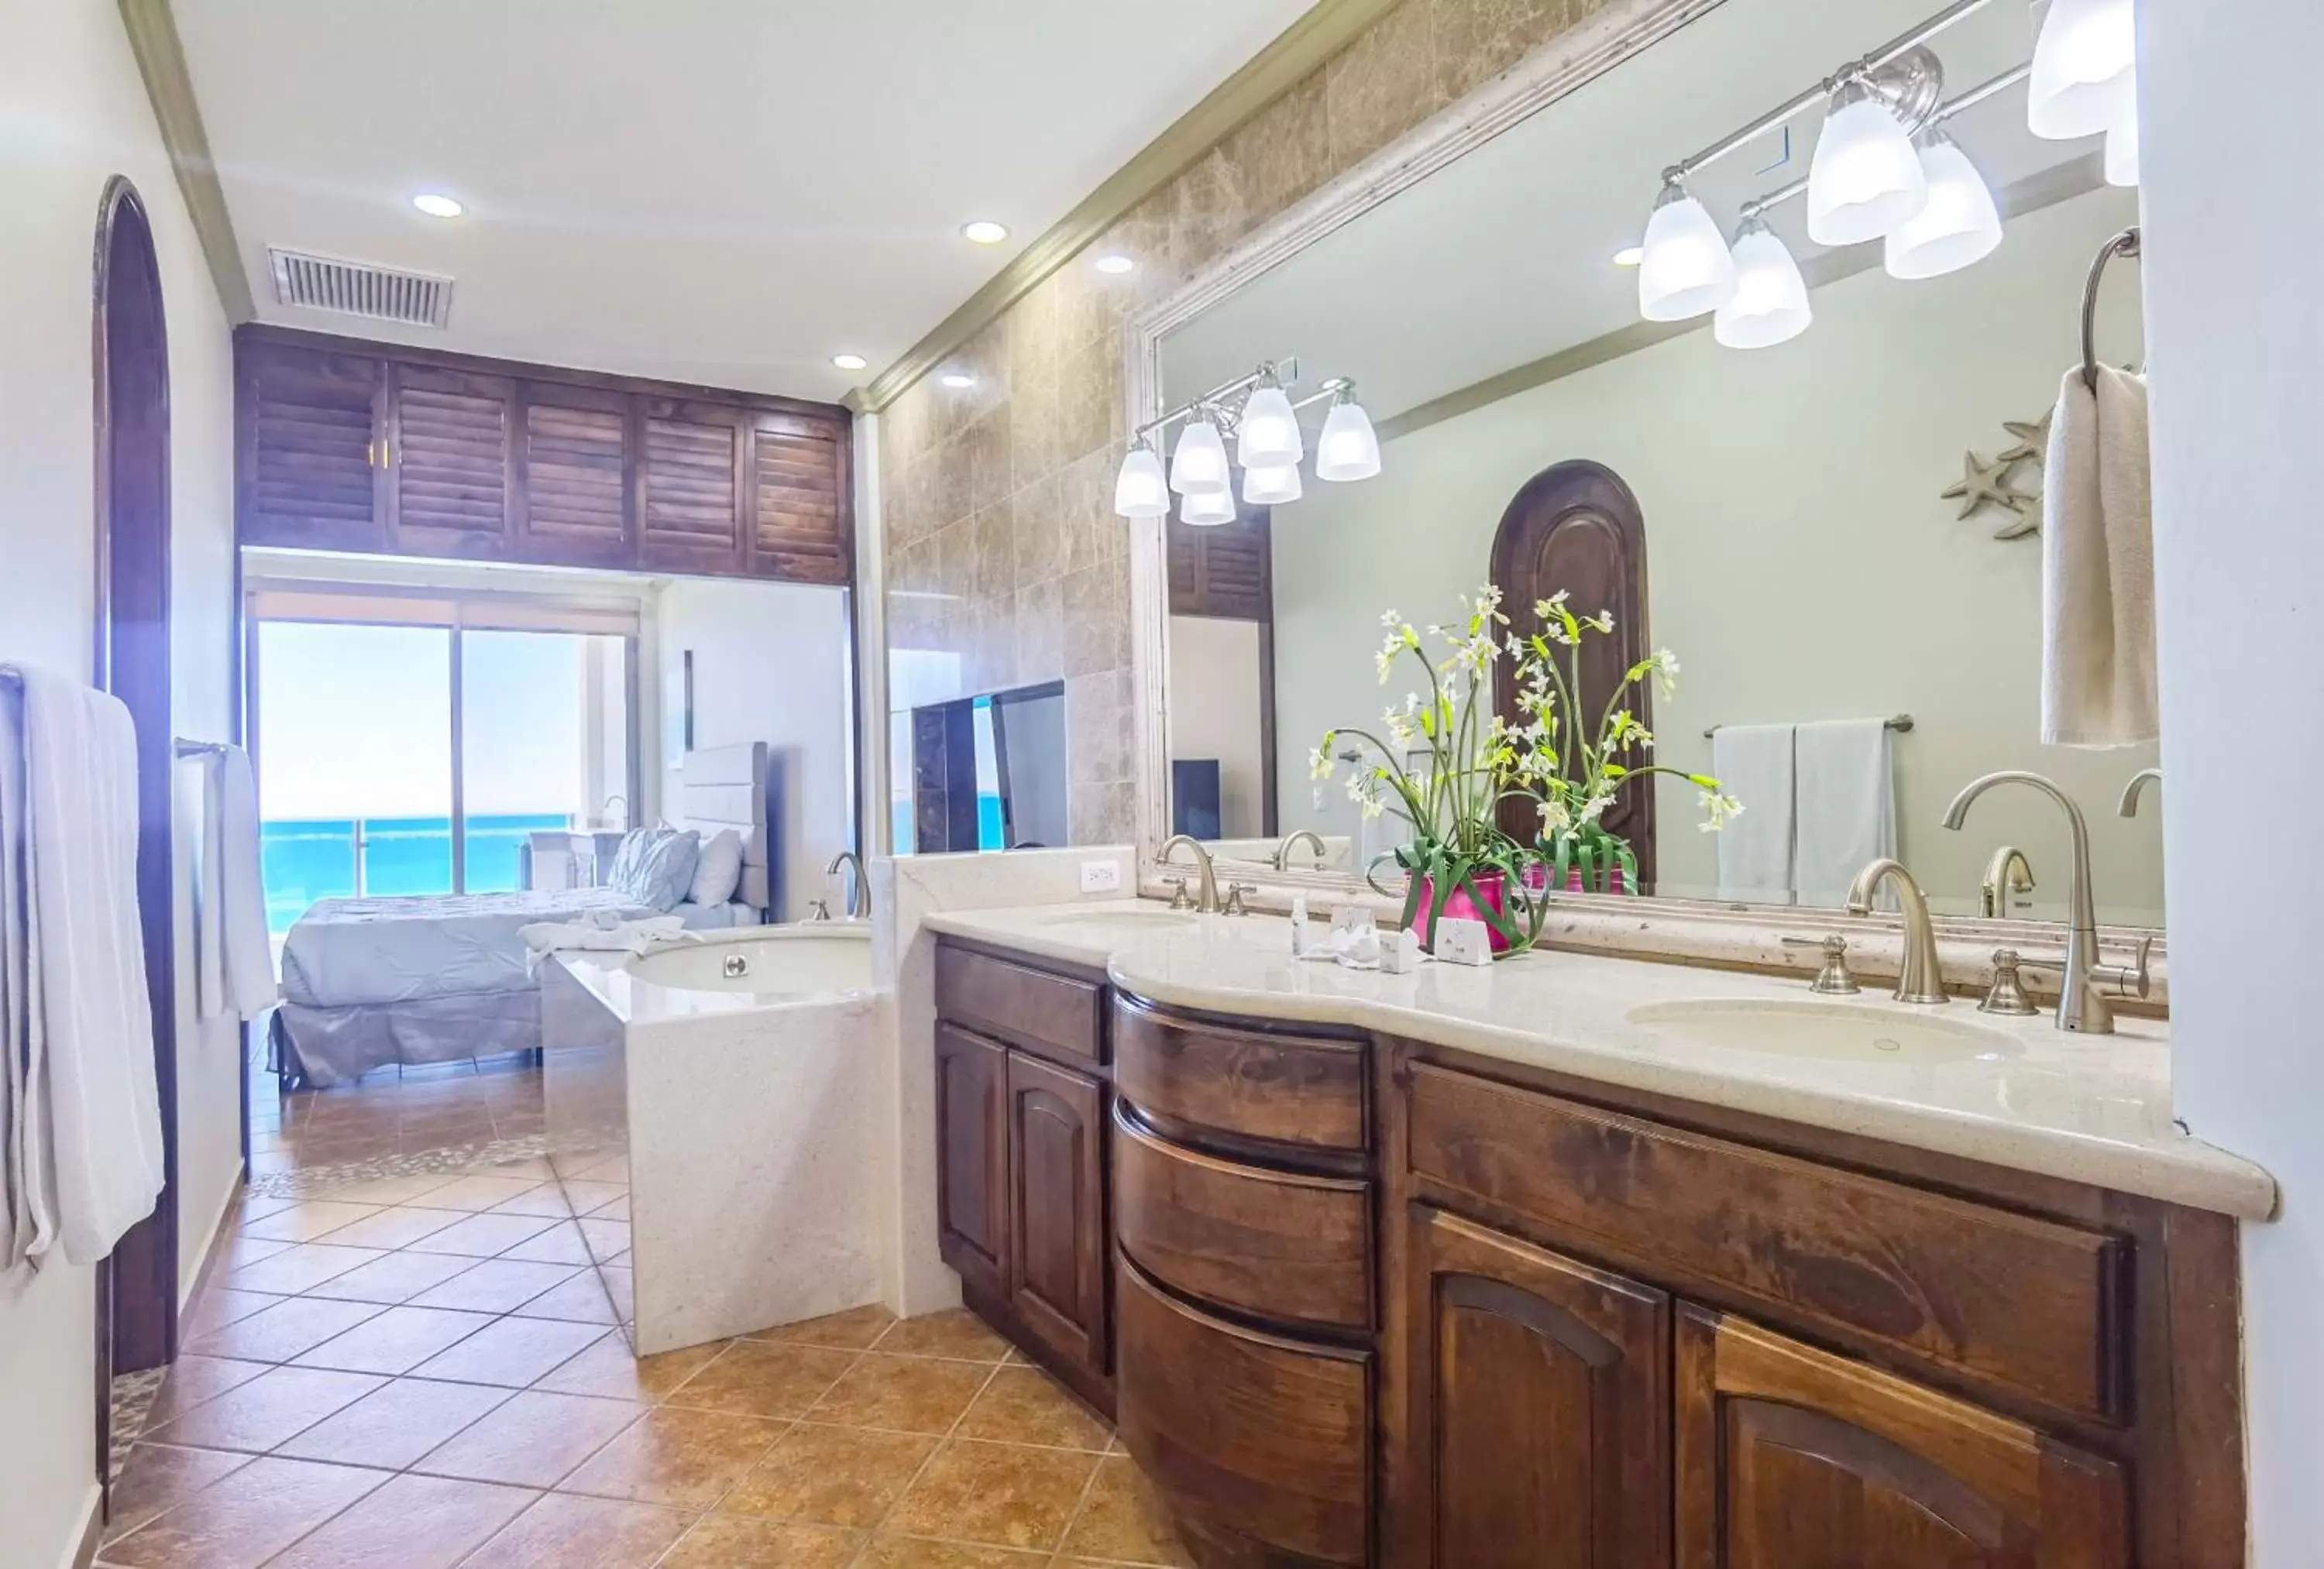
xmin=1136 ymin=0 xmax=2162 ymax=933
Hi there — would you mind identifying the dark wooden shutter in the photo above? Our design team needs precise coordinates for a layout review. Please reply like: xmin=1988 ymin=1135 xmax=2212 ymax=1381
xmin=237 ymin=340 xmax=384 ymax=551
xmin=515 ymin=383 xmax=631 ymax=565
xmin=639 ymin=398 xmax=747 ymax=573
xmin=1167 ymin=502 xmax=1272 ymax=620
xmin=747 ymin=411 xmax=851 ymax=584
xmin=388 ymin=365 xmax=512 ymax=558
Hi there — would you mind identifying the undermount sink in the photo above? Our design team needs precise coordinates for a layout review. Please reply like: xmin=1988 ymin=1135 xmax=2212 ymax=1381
xmin=1626 ymin=997 xmax=2022 ymax=1065
xmin=1032 ymin=907 xmax=1198 ymax=935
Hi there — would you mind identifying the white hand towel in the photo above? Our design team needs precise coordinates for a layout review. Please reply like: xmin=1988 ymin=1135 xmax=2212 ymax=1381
xmin=1793 ymin=719 xmax=1897 ymax=909
xmin=0 ymin=686 xmax=30 ymax=1271
xmin=6 ymin=664 xmax=165 ymax=1268
xmin=2041 ymin=366 xmax=2157 ymax=746
xmin=1711 ymin=724 xmax=1795 ymax=905
xmin=194 ymin=751 xmax=225 ymax=1017
xmin=216 ymin=746 xmax=277 ymax=1018
xmin=520 ymin=910 xmax=688 ymax=973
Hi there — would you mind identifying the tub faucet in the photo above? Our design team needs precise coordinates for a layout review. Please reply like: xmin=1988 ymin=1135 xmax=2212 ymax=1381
xmin=2118 ymin=768 xmax=2162 ymax=818
xmin=825 ymin=850 xmax=868 ymax=920
xmin=1979 ymin=846 xmax=2036 ymax=918
xmin=1158 ymin=835 xmax=1220 ymax=914
xmin=1845 ymin=859 xmax=1949 ymax=1004
xmin=1271 ymin=828 xmax=1329 ymax=872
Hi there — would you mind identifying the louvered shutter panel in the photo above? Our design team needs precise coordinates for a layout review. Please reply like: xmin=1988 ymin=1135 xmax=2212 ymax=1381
xmin=639 ymin=399 xmax=748 ymax=572
xmin=238 ymin=341 xmax=384 ymax=551
xmin=389 ymin=365 xmax=513 ymax=557
xmin=1167 ymin=503 xmax=1273 ymax=620
xmin=515 ymin=383 xmax=631 ymax=565
xmin=748 ymin=412 xmax=850 ymax=585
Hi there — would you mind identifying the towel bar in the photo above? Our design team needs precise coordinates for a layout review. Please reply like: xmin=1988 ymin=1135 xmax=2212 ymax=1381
xmin=2081 ymin=226 xmax=2142 ymax=393
xmin=1703 ymin=714 xmax=1914 ymax=740
xmin=173 ymin=737 xmax=232 ymax=760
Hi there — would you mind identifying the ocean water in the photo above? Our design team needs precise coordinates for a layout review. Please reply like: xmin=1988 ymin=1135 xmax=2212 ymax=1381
xmin=263 ymin=813 xmax=574 ymax=934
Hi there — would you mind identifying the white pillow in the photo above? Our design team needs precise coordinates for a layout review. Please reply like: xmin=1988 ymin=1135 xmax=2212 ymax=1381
xmin=688 ymin=828 xmax=746 ymax=908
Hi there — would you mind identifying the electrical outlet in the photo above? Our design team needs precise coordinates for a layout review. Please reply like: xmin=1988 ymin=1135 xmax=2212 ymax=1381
xmin=1078 ymin=860 xmax=1123 ymax=894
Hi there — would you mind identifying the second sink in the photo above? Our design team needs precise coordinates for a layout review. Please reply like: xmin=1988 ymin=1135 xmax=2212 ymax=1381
xmin=1627 ymin=997 xmax=2022 ymax=1065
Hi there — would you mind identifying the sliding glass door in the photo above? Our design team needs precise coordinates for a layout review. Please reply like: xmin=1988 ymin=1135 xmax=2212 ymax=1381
xmin=459 ymin=630 xmax=629 ymax=893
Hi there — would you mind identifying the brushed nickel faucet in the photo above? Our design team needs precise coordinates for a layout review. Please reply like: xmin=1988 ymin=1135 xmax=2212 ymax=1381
xmin=1942 ymin=771 xmax=2147 ymax=1033
xmin=1158 ymin=835 xmax=1221 ymax=914
xmin=2118 ymin=767 xmax=2162 ymax=818
xmin=1271 ymin=828 xmax=1329 ymax=872
xmin=1845 ymin=859 xmax=1949 ymax=1004
xmin=1979 ymin=845 xmax=2036 ymax=919
xmin=825 ymin=850 xmax=868 ymax=920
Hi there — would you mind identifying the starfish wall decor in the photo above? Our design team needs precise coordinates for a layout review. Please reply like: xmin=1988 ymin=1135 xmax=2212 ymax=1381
xmin=1939 ymin=407 xmax=2051 ymax=540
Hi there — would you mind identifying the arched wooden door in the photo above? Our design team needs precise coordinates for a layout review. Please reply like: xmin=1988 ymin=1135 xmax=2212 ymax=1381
xmin=94 ymin=177 xmax=179 ymax=1378
xmin=1490 ymin=461 xmax=1655 ymax=888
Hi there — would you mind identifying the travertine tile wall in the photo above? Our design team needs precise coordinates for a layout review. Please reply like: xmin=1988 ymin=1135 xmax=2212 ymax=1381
xmin=881 ymin=0 xmax=1609 ymax=845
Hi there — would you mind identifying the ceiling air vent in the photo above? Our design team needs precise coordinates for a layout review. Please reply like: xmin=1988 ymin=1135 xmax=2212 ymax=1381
xmin=267 ymin=247 xmax=453 ymax=328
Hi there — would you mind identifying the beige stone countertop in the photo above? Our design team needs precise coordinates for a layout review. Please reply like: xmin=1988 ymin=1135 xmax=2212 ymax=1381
xmin=921 ymin=901 xmax=2277 ymax=1221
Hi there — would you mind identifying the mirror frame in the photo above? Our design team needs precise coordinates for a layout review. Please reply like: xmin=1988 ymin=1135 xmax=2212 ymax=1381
xmin=1118 ymin=0 xmax=2167 ymax=999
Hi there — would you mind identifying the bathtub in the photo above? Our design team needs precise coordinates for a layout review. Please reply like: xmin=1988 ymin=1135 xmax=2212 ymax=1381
xmin=539 ymin=923 xmax=886 ymax=1352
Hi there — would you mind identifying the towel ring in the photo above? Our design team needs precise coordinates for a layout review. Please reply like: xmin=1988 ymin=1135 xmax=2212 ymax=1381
xmin=2081 ymin=225 xmax=2141 ymax=393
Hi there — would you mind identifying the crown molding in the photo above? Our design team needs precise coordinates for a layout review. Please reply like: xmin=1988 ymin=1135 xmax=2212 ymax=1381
xmin=118 ymin=0 xmax=254 ymax=322
xmin=852 ymin=0 xmax=1401 ymax=414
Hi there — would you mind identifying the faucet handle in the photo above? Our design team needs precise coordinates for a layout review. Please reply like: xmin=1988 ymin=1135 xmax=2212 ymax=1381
xmin=1978 ymin=948 xmax=2042 ymax=1016
xmin=2092 ymin=935 xmax=2154 ymax=1000
xmin=1783 ymin=934 xmax=1861 ymax=995
xmin=806 ymin=898 xmax=832 ymax=922
xmin=1165 ymin=877 xmax=1192 ymax=912
xmin=1222 ymin=882 xmax=1256 ymax=917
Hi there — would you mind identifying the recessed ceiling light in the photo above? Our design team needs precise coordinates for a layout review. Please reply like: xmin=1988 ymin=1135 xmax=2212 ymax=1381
xmin=1612 ymin=245 xmax=1645 ymax=267
xmin=940 ymin=372 xmax=977 ymax=390
xmin=1094 ymin=252 xmax=1136 ymax=276
xmin=831 ymin=353 xmax=868 ymax=372
xmin=412 ymin=192 xmax=464 ymax=219
xmin=961 ymin=220 xmax=1009 ymax=245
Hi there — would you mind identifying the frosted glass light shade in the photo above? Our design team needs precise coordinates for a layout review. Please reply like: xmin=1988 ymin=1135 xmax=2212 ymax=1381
xmin=1637 ymin=185 xmax=1735 ymax=322
xmin=1236 ymin=383 xmax=1304 ymax=468
xmin=1807 ymin=85 xmax=1928 ymax=246
xmin=2029 ymin=0 xmax=2136 ymax=139
xmin=2105 ymin=112 xmax=2140 ymax=187
xmin=1180 ymin=486 xmax=1236 ymax=526
xmin=1883 ymin=133 xmax=2003 ymax=280
xmin=1315 ymin=398 xmax=1381 ymax=482
xmin=1112 ymin=444 xmax=1170 ymax=518
xmin=1714 ymin=221 xmax=1813 ymax=349
xmin=1169 ymin=417 xmax=1230 ymax=495
xmin=1242 ymin=462 xmax=1302 ymax=506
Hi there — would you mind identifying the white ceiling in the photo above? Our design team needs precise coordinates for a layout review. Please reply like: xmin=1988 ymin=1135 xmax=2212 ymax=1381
xmin=1164 ymin=0 xmax=2109 ymax=421
xmin=174 ymin=0 xmax=1315 ymax=401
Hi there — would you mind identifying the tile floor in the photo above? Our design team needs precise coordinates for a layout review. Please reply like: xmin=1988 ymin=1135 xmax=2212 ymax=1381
xmin=249 ymin=1049 xmax=548 ymax=1181
xmin=103 ymin=1151 xmax=1191 ymax=1567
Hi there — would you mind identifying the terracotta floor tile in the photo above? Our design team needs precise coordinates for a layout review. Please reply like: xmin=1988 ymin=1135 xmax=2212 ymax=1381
xmin=301 ymin=1250 xmax=480 ymax=1306
xmin=720 ymin=1421 xmax=935 ymax=1527
xmin=854 ymin=1535 xmax=1050 ymax=1567
xmin=556 ymin=1405 xmax=789 ymax=1509
xmin=569 ymin=1153 xmax=629 ymax=1183
xmin=100 ymin=1444 xmax=252 ymax=1543
xmin=486 ymin=1183 xmax=575 ymax=1218
xmin=220 ymin=1243 xmax=387 ymax=1296
xmin=414 ymin=1389 xmax=645 ymax=1488
xmin=308 ymin=1205 xmax=468 ymax=1251
xmin=410 ymin=1316 xmax=610 ymax=1388
xmin=412 ymin=1175 xmax=545 ymax=1212
xmin=477 ymin=1154 xmax=558 ymax=1180
xmin=559 ymin=1179 xmax=627 ymax=1213
xmin=274 ymin=1377 xmax=514 ymax=1470
xmin=955 ymin=1365 xmax=1111 ymax=1451
xmin=95 ymin=1454 xmax=388 ymax=1568
xmin=235 ymin=1193 xmax=301 ymax=1222
xmin=290 ymin=1305 xmax=497 ymax=1375
xmin=1056 ymin=1455 xmax=1193 ymax=1566
xmin=461 ymin=1492 xmax=696 ymax=1568
xmin=144 ymin=1356 xmax=272 ymax=1425
xmin=746 ymin=1303 xmax=896 ymax=1351
xmin=806 ymin=1352 xmax=994 ymax=1435
xmin=587 ymin=1194 xmax=631 ymax=1222
xmin=143 ymin=1365 xmax=387 ymax=1454
xmin=216 ymin=1233 xmax=296 ymax=1273
xmin=500 ymin=1220 xmax=595 ymax=1266
xmin=510 ymin=1269 xmax=620 ymax=1325
xmin=884 ymin=1439 xmax=1099 ymax=1552
xmin=577 ymin=1217 xmax=630 ymax=1262
xmin=407 ymin=1210 xmax=560 ymax=1258
xmin=534 ymin=1337 xmax=726 ymax=1403
xmin=241 ymin=1200 xmax=384 ymax=1244
xmin=322 ymin=1172 xmax=462 ymax=1206
xmin=663 ymin=1342 xmax=860 ymax=1421
xmin=599 ymin=1266 xmax=634 ymax=1322
xmin=407 ymin=1258 xmax=583 ymax=1315
xmin=662 ymin=1513 xmax=861 ymax=1567
xmin=180 ymin=1288 xmax=287 ymax=1341
xmin=181 ymin=1296 xmax=386 ymax=1364
xmin=875 ymin=1308 xmax=1012 ymax=1362
xmin=265 ymin=1471 xmax=536 ymax=1568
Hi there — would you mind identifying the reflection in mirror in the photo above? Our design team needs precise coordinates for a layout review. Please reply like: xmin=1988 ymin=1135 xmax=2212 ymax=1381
xmin=1154 ymin=0 xmax=2161 ymax=927
xmin=895 ymin=678 xmax=1065 ymax=853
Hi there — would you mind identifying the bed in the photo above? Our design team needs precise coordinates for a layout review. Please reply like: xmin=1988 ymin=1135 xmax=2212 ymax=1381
xmin=274 ymin=743 xmax=777 ymax=1087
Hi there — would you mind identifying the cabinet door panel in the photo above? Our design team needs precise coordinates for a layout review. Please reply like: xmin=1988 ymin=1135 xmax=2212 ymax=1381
xmin=517 ymin=382 xmax=632 ymax=564
xmin=640 ymin=398 xmax=748 ymax=572
xmin=239 ymin=341 xmax=383 ymax=551
xmin=1408 ymin=1207 xmax=1669 ymax=1569
xmin=748 ymin=410 xmax=849 ymax=585
xmin=1007 ymin=1050 xmax=1106 ymax=1373
xmin=934 ymin=1024 xmax=1009 ymax=1299
xmin=1676 ymin=1306 xmax=2128 ymax=1569
xmin=390 ymin=364 xmax=513 ymax=557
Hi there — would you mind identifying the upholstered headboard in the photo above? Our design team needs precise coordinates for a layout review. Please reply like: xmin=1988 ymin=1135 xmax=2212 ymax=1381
xmin=678 ymin=741 xmax=773 ymax=915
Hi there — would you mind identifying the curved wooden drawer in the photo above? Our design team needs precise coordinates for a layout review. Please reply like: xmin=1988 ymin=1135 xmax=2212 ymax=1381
xmin=1116 ymin=1255 xmax=1371 ymax=1567
xmin=1114 ymin=1104 xmax=1372 ymax=1331
xmin=1113 ymin=998 xmax=1366 ymax=1153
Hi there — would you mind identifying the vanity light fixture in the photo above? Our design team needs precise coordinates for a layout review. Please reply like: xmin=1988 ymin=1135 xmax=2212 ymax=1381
xmin=1883 ymin=129 xmax=2003 ymax=280
xmin=1315 ymin=387 xmax=1381 ymax=482
xmin=2027 ymin=0 xmax=2135 ymax=140
xmin=1116 ymin=357 xmax=1382 ymax=519
xmin=961 ymin=220 xmax=1009 ymax=245
xmin=1714 ymin=214 xmax=1813 ymax=348
xmin=1180 ymin=486 xmax=1238 ymax=527
xmin=2104 ymin=101 xmax=2140 ymax=187
xmin=830 ymin=352 xmax=868 ymax=371
xmin=1806 ymin=71 xmax=1928 ymax=246
xmin=1113 ymin=438 xmax=1171 ymax=518
xmin=940 ymin=370 xmax=977 ymax=390
xmin=1234 ymin=375 xmax=1304 ymax=469
xmin=411 ymin=192 xmax=464 ymax=218
xmin=1094 ymin=252 xmax=1136 ymax=275
xmin=1167 ymin=414 xmax=1231 ymax=496
xmin=1243 ymin=462 xmax=1303 ymax=506
xmin=1612 ymin=245 xmax=1645 ymax=268
xmin=1637 ymin=180 xmax=1736 ymax=321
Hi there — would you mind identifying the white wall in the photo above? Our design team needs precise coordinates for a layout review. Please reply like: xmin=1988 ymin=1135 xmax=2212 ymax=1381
xmin=2141 ymin=4 xmax=2322 ymax=1560
xmin=657 ymin=579 xmax=854 ymax=920
xmin=0 ymin=2 xmax=238 ymax=1563
xmin=1168 ymin=615 xmax=1268 ymax=838
xmin=1271 ymin=187 xmax=2160 ymax=922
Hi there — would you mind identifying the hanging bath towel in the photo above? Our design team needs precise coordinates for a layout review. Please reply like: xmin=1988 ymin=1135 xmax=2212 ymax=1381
xmin=2041 ymin=366 xmax=2157 ymax=746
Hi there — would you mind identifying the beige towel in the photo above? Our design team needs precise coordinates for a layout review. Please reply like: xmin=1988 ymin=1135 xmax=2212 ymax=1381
xmin=2041 ymin=365 xmax=2157 ymax=746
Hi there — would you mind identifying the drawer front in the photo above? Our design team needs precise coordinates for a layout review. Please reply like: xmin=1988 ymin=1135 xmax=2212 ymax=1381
xmin=1114 ymin=1104 xmax=1372 ymax=1331
xmin=1114 ymin=998 xmax=1366 ymax=1152
xmin=1116 ymin=1255 xmax=1371 ymax=1567
xmin=1407 ymin=1063 xmax=2127 ymax=1420
xmin=937 ymin=942 xmax=1103 ymax=1065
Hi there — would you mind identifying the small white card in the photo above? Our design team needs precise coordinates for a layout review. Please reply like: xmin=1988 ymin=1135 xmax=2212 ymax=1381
xmin=1433 ymin=917 xmax=1495 ymax=967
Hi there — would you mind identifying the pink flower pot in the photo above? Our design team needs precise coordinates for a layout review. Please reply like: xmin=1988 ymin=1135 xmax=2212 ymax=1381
xmin=1566 ymin=864 xmax=1628 ymax=894
xmin=1415 ymin=869 xmax=1512 ymax=953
